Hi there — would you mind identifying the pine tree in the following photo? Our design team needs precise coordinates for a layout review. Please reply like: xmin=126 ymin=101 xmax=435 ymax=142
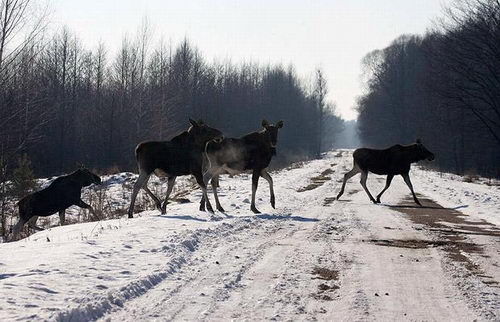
xmin=10 ymin=154 xmax=39 ymax=199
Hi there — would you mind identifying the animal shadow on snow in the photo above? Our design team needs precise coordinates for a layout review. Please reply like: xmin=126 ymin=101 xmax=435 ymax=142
xmin=157 ymin=214 xmax=208 ymax=222
xmin=157 ymin=212 xmax=318 ymax=223
xmin=255 ymin=213 xmax=319 ymax=222
xmin=387 ymin=204 xmax=469 ymax=211
xmin=0 ymin=273 xmax=17 ymax=280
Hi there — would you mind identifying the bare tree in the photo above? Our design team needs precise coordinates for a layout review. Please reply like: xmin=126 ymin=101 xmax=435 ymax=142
xmin=313 ymin=68 xmax=327 ymax=157
xmin=0 ymin=0 xmax=48 ymax=84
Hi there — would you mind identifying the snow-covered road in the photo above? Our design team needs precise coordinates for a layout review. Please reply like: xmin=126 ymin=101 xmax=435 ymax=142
xmin=0 ymin=150 xmax=499 ymax=321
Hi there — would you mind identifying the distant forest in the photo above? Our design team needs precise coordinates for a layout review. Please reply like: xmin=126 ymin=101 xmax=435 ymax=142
xmin=0 ymin=1 xmax=343 ymax=178
xmin=357 ymin=0 xmax=500 ymax=177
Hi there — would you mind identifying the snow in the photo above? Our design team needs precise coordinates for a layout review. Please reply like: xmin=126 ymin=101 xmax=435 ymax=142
xmin=412 ymin=166 xmax=500 ymax=226
xmin=0 ymin=150 xmax=499 ymax=321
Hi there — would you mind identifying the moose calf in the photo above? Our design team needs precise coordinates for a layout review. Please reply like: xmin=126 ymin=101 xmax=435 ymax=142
xmin=11 ymin=168 xmax=101 ymax=239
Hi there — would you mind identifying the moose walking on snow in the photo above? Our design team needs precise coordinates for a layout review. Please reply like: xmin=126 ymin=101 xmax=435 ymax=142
xmin=11 ymin=168 xmax=102 ymax=240
xmin=336 ymin=140 xmax=435 ymax=206
xmin=127 ymin=119 xmax=224 ymax=217
xmin=201 ymin=120 xmax=284 ymax=213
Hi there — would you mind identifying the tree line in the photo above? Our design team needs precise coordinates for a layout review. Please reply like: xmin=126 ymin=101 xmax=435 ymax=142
xmin=0 ymin=1 xmax=343 ymax=181
xmin=357 ymin=0 xmax=500 ymax=178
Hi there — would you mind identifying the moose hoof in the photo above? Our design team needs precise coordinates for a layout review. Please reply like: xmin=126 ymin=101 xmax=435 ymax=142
xmin=128 ymin=214 xmax=134 ymax=219
xmin=375 ymin=198 xmax=381 ymax=204
xmin=271 ymin=197 xmax=275 ymax=209
xmin=371 ymin=199 xmax=378 ymax=204
xmin=251 ymin=206 xmax=261 ymax=214
xmin=199 ymin=205 xmax=206 ymax=212
xmin=217 ymin=206 xmax=226 ymax=213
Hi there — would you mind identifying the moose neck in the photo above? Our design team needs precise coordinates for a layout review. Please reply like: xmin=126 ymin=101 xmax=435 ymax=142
xmin=69 ymin=171 xmax=86 ymax=188
xmin=403 ymin=145 xmax=423 ymax=164
xmin=177 ymin=130 xmax=208 ymax=151
xmin=259 ymin=130 xmax=272 ymax=146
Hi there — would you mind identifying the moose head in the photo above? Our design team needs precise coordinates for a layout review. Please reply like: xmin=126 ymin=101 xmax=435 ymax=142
xmin=188 ymin=118 xmax=224 ymax=147
xmin=74 ymin=166 xmax=102 ymax=187
xmin=262 ymin=119 xmax=284 ymax=148
xmin=415 ymin=139 xmax=435 ymax=161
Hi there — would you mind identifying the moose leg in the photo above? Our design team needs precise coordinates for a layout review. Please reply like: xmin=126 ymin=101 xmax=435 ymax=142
xmin=251 ymin=169 xmax=260 ymax=214
xmin=360 ymin=171 xmax=377 ymax=204
xmin=143 ymin=185 xmax=162 ymax=211
xmin=402 ymin=173 xmax=422 ymax=206
xmin=76 ymin=199 xmax=100 ymax=220
xmin=199 ymin=171 xmax=213 ymax=212
xmin=336 ymin=165 xmax=360 ymax=200
xmin=128 ymin=171 xmax=150 ymax=218
xmin=59 ymin=210 xmax=66 ymax=225
xmin=208 ymin=175 xmax=224 ymax=212
xmin=160 ymin=177 xmax=177 ymax=214
xmin=27 ymin=216 xmax=43 ymax=231
xmin=260 ymin=169 xmax=275 ymax=209
xmin=11 ymin=217 xmax=27 ymax=240
xmin=376 ymin=174 xmax=394 ymax=204
xmin=194 ymin=173 xmax=214 ymax=213
xmin=200 ymin=194 xmax=206 ymax=212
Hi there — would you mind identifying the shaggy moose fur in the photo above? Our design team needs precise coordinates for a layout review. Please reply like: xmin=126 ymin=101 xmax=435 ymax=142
xmin=11 ymin=168 xmax=101 ymax=239
xmin=336 ymin=140 xmax=434 ymax=205
xmin=200 ymin=120 xmax=284 ymax=213
xmin=128 ymin=119 xmax=223 ymax=217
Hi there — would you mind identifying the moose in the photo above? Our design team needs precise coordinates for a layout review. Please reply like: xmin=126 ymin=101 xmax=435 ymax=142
xmin=128 ymin=119 xmax=223 ymax=217
xmin=11 ymin=167 xmax=102 ymax=239
xmin=200 ymin=119 xmax=284 ymax=213
xmin=336 ymin=140 xmax=434 ymax=206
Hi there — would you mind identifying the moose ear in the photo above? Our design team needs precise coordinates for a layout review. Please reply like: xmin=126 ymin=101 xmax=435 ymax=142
xmin=262 ymin=119 xmax=270 ymax=128
xmin=276 ymin=120 xmax=284 ymax=128
xmin=189 ymin=118 xmax=198 ymax=127
xmin=416 ymin=138 xmax=422 ymax=144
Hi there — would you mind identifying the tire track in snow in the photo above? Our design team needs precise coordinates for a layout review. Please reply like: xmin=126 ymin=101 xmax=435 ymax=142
xmin=329 ymin=164 xmax=493 ymax=320
xmin=52 ymin=219 xmax=262 ymax=321
xmin=96 ymin=215 xmax=313 ymax=321
xmin=97 ymin=155 xmax=349 ymax=321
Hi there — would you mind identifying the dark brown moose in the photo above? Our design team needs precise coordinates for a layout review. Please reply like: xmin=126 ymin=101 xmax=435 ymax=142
xmin=128 ymin=119 xmax=223 ymax=218
xmin=336 ymin=140 xmax=434 ymax=206
xmin=200 ymin=119 xmax=284 ymax=213
xmin=11 ymin=168 xmax=101 ymax=239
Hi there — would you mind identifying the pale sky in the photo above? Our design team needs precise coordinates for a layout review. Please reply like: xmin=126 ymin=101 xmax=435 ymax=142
xmin=52 ymin=0 xmax=451 ymax=120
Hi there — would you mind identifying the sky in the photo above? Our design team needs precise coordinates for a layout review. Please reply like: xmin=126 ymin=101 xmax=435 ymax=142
xmin=52 ymin=0 xmax=452 ymax=120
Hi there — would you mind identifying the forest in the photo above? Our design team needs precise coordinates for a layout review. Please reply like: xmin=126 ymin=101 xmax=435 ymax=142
xmin=0 ymin=1 xmax=343 ymax=180
xmin=357 ymin=0 xmax=500 ymax=177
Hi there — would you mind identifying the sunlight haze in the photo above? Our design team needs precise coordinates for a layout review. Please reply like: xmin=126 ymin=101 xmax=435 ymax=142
xmin=52 ymin=0 xmax=451 ymax=120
